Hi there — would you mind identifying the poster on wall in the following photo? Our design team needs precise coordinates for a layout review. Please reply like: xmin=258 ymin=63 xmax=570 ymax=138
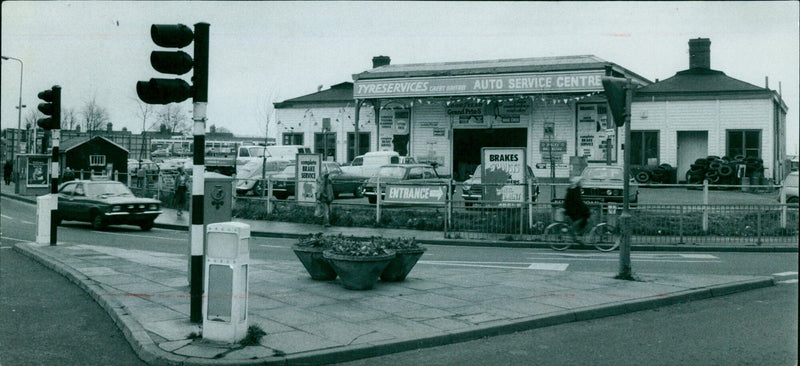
xmin=394 ymin=110 xmax=409 ymax=134
xmin=295 ymin=153 xmax=321 ymax=203
xmin=482 ymin=147 xmax=526 ymax=203
xmin=27 ymin=156 xmax=49 ymax=187
xmin=576 ymin=104 xmax=616 ymax=161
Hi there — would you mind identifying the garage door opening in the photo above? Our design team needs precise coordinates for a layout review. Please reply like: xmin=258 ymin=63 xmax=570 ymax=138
xmin=453 ymin=128 xmax=527 ymax=181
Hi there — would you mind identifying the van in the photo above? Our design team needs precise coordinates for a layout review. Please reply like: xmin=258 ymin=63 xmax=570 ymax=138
xmin=265 ymin=145 xmax=312 ymax=162
xmin=341 ymin=151 xmax=416 ymax=178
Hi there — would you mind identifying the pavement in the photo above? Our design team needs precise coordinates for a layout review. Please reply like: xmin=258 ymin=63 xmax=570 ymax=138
xmin=0 ymin=187 xmax=786 ymax=365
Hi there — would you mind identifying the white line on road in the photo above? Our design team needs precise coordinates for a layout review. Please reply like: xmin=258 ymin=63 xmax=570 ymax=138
xmin=419 ymin=260 xmax=568 ymax=271
xmin=257 ymin=244 xmax=287 ymax=249
xmin=772 ymin=271 xmax=798 ymax=277
xmin=1 ymin=235 xmax=29 ymax=243
xmin=21 ymin=220 xmax=34 ymax=225
xmin=93 ymin=231 xmax=186 ymax=241
xmin=1 ymin=214 xmax=13 ymax=220
xmin=777 ymin=279 xmax=798 ymax=284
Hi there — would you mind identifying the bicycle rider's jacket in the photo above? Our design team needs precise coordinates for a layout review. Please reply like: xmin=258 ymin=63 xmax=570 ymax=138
xmin=564 ymin=186 xmax=590 ymax=220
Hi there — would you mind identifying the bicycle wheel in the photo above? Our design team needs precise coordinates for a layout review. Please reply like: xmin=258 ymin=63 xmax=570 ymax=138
xmin=590 ymin=223 xmax=620 ymax=252
xmin=544 ymin=222 xmax=572 ymax=251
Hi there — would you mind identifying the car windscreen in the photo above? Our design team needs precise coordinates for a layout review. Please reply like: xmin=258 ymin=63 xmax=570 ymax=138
xmin=582 ymin=167 xmax=623 ymax=180
xmin=377 ymin=166 xmax=407 ymax=179
xmin=265 ymin=160 xmax=291 ymax=172
xmin=785 ymin=174 xmax=799 ymax=187
xmin=85 ymin=182 xmax=133 ymax=196
xmin=281 ymin=166 xmax=296 ymax=175
xmin=247 ymin=146 xmax=265 ymax=158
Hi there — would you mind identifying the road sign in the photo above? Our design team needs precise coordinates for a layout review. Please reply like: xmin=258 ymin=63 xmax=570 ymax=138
xmin=384 ymin=185 xmax=446 ymax=204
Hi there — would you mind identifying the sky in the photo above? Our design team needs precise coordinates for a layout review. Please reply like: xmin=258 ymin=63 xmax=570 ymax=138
xmin=2 ymin=1 xmax=799 ymax=154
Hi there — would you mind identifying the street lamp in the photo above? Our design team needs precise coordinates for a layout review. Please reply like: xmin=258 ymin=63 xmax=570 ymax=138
xmin=1 ymin=55 xmax=23 ymax=163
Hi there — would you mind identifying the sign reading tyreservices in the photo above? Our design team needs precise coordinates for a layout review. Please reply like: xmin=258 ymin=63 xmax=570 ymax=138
xmin=384 ymin=185 xmax=447 ymax=205
xmin=354 ymin=71 xmax=604 ymax=98
xmin=482 ymin=147 xmax=526 ymax=203
xmin=296 ymin=153 xmax=321 ymax=203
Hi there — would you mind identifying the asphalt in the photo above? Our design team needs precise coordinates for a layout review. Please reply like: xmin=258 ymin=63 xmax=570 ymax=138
xmin=0 ymin=188 xmax=786 ymax=365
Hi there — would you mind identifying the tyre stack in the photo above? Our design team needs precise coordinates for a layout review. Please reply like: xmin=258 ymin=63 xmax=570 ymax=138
xmin=685 ymin=155 xmax=762 ymax=186
xmin=634 ymin=164 xmax=675 ymax=184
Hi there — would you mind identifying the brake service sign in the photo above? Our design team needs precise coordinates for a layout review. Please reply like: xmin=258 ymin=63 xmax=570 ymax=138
xmin=296 ymin=153 xmax=321 ymax=203
xmin=482 ymin=147 xmax=526 ymax=203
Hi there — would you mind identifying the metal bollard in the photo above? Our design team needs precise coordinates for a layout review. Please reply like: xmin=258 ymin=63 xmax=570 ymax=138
xmin=204 ymin=222 xmax=250 ymax=343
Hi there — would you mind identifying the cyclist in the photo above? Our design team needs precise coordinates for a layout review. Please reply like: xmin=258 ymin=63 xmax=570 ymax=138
xmin=563 ymin=175 xmax=591 ymax=240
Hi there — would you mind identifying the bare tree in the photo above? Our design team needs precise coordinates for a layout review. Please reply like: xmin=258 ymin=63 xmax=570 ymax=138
xmin=154 ymin=104 xmax=190 ymax=135
xmin=81 ymin=95 xmax=111 ymax=131
xmin=24 ymin=108 xmax=44 ymax=128
xmin=131 ymin=97 xmax=156 ymax=132
xmin=257 ymin=88 xmax=280 ymax=141
xmin=62 ymin=107 xmax=79 ymax=130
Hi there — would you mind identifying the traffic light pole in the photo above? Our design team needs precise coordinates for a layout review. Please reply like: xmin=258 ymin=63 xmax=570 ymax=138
xmin=617 ymin=80 xmax=633 ymax=280
xmin=189 ymin=22 xmax=209 ymax=323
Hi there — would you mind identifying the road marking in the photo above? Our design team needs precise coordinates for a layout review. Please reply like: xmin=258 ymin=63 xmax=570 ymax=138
xmin=1 ymin=214 xmax=13 ymax=220
xmin=777 ymin=279 xmax=798 ymax=284
xmin=0 ymin=235 xmax=29 ymax=243
xmin=257 ymin=244 xmax=286 ymax=249
xmin=772 ymin=271 xmax=798 ymax=277
xmin=419 ymin=260 xmax=568 ymax=271
xmin=93 ymin=231 xmax=186 ymax=242
xmin=21 ymin=220 xmax=34 ymax=225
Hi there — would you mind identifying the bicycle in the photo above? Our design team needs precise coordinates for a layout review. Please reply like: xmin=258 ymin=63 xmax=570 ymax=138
xmin=544 ymin=208 xmax=620 ymax=252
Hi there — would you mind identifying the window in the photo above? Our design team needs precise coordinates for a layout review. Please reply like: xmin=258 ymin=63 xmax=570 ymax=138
xmin=727 ymin=130 xmax=761 ymax=158
xmin=59 ymin=182 xmax=76 ymax=195
xmin=282 ymin=133 xmax=303 ymax=146
xmin=347 ymin=132 xmax=370 ymax=162
xmin=89 ymin=155 xmax=106 ymax=166
xmin=314 ymin=132 xmax=336 ymax=160
xmin=408 ymin=167 xmax=424 ymax=179
xmin=630 ymin=131 xmax=659 ymax=166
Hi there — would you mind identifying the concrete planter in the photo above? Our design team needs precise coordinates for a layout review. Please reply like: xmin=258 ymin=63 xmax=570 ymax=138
xmin=292 ymin=245 xmax=337 ymax=281
xmin=323 ymin=250 xmax=396 ymax=290
xmin=380 ymin=247 xmax=427 ymax=282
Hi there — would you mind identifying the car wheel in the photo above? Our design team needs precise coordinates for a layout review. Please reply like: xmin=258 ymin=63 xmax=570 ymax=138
xmin=252 ymin=181 xmax=263 ymax=196
xmin=353 ymin=185 xmax=364 ymax=198
xmin=91 ymin=213 xmax=107 ymax=230
xmin=139 ymin=220 xmax=154 ymax=231
xmin=367 ymin=195 xmax=376 ymax=204
xmin=274 ymin=192 xmax=289 ymax=200
xmin=788 ymin=196 xmax=799 ymax=204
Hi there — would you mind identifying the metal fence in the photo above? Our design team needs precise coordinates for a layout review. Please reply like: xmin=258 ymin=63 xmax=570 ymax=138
xmin=115 ymin=172 xmax=798 ymax=246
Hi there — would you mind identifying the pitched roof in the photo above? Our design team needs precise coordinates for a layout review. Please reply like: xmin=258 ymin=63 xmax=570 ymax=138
xmin=274 ymin=82 xmax=353 ymax=108
xmin=353 ymin=55 xmax=650 ymax=83
xmin=635 ymin=68 xmax=767 ymax=94
xmin=60 ymin=136 xmax=129 ymax=153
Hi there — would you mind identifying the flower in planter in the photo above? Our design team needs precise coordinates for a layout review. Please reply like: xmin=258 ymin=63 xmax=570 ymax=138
xmin=295 ymin=232 xmax=329 ymax=248
xmin=329 ymin=236 xmax=391 ymax=257
xmin=372 ymin=236 xmax=422 ymax=251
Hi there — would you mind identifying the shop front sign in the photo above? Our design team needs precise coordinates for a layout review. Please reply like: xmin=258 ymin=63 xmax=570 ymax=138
xmin=355 ymin=71 xmax=605 ymax=98
xmin=482 ymin=147 xmax=526 ymax=203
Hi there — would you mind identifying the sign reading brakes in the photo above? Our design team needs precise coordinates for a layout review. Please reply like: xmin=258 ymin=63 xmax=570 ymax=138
xmin=384 ymin=185 xmax=446 ymax=204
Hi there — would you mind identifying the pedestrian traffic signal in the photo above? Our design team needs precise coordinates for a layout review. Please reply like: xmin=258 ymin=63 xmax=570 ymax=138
xmin=137 ymin=23 xmax=208 ymax=105
xmin=601 ymin=76 xmax=629 ymax=127
xmin=37 ymin=86 xmax=61 ymax=130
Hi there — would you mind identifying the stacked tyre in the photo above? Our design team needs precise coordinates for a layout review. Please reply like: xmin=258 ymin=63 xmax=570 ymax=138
xmin=634 ymin=164 xmax=675 ymax=184
xmin=685 ymin=155 xmax=762 ymax=185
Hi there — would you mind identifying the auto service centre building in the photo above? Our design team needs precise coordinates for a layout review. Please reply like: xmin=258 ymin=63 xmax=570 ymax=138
xmin=350 ymin=55 xmax=649 ymax=181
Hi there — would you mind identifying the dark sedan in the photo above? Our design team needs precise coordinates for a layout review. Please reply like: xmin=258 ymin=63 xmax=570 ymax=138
xmin=363 ymin=164 xmax=449 ymax=204
xmin=57 ymin=180 xmax=162 ymax=230
xmin=271 ymin=162 xmax=366 ymax=200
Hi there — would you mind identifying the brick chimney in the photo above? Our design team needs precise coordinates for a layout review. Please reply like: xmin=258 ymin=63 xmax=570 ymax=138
xmin=372 ymin=55 xmax=390 ymax=68
xmin=688 ymin=38 xmax=711 ymax=69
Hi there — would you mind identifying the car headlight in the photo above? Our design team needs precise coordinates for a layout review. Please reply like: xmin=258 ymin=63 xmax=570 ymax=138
xmin=148 ymin=204 xmax=158 ymax=210
xmin=112 ymin=205 xmax=121 ymax=212
xmin=463 ymin=185 xmax=471 ymax=192
xmin=606 ymin=189 xmax=613 ymax=196
xmin=580 ymin=188 xmax=585 ymax=194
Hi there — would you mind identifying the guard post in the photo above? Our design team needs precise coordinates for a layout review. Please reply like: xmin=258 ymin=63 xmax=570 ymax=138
xmin=204 ymin=221 xmax=250 ymax=343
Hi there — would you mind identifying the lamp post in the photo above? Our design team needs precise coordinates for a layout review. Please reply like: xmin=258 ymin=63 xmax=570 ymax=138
xmin=1 ymin=55 xmax=23 ymax=163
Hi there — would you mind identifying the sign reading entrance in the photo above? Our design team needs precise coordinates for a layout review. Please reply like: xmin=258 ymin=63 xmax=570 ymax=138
xmin=482 ymin=147 xmax=526 ymax=203
xmin=384 ymin=185 xmax=446 ymax=205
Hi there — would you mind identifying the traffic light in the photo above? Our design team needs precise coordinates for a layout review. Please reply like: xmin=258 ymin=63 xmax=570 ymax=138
xmin=137 ymin=23 xmax=208 ymax=105
xmin=601 ymin=76 xmax=629 ymax=127
xmin=37 ymin=86 xmax=61 ymax=130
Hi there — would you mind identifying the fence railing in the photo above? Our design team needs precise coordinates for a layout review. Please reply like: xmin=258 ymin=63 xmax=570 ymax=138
xmin=110 ymin=172 xmax=798 ymax=246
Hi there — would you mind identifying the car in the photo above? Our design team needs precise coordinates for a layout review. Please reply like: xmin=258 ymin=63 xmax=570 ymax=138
xmin=363 ymin=164 xmax=449 ymax=204
xmin=578 ymin=165 xmax=639 ymax=204
xmin=235 ymin=159 xmax=292 ymax=195
xmin=341 ymin=151 xmax=418 ymax=178
xmin=778 ymin=171 xmax=798 ymax=203
xmin=56 ymin=179 xmax=162 ymax=231
xmin=271 ymin=162 xmax=367 ymax=200
xmin=461 ymin=164 xmax=540 ymax=205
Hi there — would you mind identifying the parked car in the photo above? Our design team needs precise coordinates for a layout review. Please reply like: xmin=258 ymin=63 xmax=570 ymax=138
xmin=271 ymin=162 xmax=367 ymax=200
xmin=778 ymin=171 xmax=798 ymax=203
xmin=235 ymin=159 xmax=292 ymax=195
xmin=341 ymin=151 xmax=417 ymax=178
xmin=363 ymin=164 xmax=449 ymax=204
xmin=578 ymin=165 xmax=639 ymax=204
xmin=56 ymin=179 xmax=162 ymax=231
xmin=461 ymin=164 xmax=540 ymax=205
